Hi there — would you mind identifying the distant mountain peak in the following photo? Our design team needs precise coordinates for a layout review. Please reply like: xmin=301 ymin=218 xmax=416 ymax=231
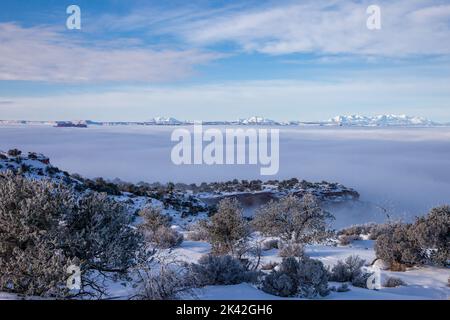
xmin=238 ymin=116 xmax=277 ymax=125
xmin=148 ymin=117 xmax=183 ymax=125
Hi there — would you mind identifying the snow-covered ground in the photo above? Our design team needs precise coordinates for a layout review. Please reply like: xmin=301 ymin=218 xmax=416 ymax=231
xmin=171 ymin=236 xmax=450 ymax=300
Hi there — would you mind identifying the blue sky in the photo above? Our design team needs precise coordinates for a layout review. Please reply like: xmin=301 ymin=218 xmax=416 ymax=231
xmin=0 ymin=0 xmax=450 ymax=121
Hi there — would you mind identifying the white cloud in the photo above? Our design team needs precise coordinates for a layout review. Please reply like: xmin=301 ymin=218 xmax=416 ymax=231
xmin=165 ymin=0 xmax=450 ymax=56
xmin=0 ymin=23 xmax=218 ymax=83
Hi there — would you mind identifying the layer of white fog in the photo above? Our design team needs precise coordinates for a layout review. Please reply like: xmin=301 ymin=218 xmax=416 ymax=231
xmin=1 ymin=125 xmax=449 ymax=227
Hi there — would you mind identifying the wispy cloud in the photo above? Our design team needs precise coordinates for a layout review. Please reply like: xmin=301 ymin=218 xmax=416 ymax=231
xmin=0 ymin=23 xmax=219 ymax=83
xmin=154 ymin=0 xmax=450 ymax=56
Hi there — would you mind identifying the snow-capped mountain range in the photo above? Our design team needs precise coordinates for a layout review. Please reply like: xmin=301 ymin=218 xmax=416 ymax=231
xmin=327 ymin=114 xmax=437 ymax=127
xmin=0 ymin=115 xmax=447 ymax=127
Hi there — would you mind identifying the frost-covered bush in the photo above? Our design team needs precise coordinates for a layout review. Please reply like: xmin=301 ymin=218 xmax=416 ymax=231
xmin=262 ymin=257 xmax=300 ymax=297
xmin=253 ymin=194 xmax=334 ymax=245
xmin=134 ymin=255 xmax=194 ymax=300
xmin=262 ymin=272 xmax=298 ymax=297
xmin=185 ymin=222 xmax=209 ymax=241
xmin=297 ymin=257 xmax=330 ymax=298
xmin=410 ymin=206 xmax=449 ymax=266
xmin=338 ymin=234 xmax=361 ymax=246
xmin=63 ymin=192 xmax=142 ymax=274
xmin=368 ymin=223 xmax=393 ymax=240
xmin=152 ymin=226 xmax=184 ymax=249
xmin=338 ymin=224 xmax=375 ymax=237
xmin=329 ymin=255 xmax=366 ymax=283
xmin=0 ymin=173 xmax=74 ymax=297
xmin=190 ymin=255 xmax=257 ymax=286
xmin=0 ymin=172 xmax=143 ymax=297
xmin=375 ymin=223 xmax=423 ymax=268
xmin=138 ymin=206 xmax=182 ymax=248
xmin=200 ymin=198 xmax=249 ymax=255
xmin=375 ymin=207 xmax=449 ymax=268
xmin=384 ymin=277 xmax=406 ymax=288
xmin=139 ymin=206 xmax=171 ymax=234
xmin=262 ymin=256 xmax=329 ymax=298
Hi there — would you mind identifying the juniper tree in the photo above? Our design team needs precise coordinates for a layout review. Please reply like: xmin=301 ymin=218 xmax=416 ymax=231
xmin=201 ymin=198 xmax=250 ymax=255
xmin=253 ymin=194 xmax=334 ymax=246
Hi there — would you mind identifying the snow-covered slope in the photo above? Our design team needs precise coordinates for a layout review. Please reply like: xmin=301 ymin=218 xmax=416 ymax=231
xmin=0 ymin=149 xmax=80 ymax=184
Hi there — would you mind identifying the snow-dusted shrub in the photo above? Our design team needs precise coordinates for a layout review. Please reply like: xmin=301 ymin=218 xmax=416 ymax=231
xmin=338 ymin=224 xmax=375 ymax=237
xmin=262 ymin=239 xmax=279 ymax=251
xmin=253 ymin=194 xmax=334 ymax=245
xmin=338 ymin=234 xmax=361 ymax=246
xmin=138 ymin=206 xmax=179 ymax=248
xmin=369 ymin=223 xmax=394 ymax=240
xmin=278 ymin=242 xmax=304 ymax=258
xmin=185 ymin=222 xmax=209 ymax=241
xmin=262 ymin=272 xmax=298 ymax=297
xmin=410 ymin=206 xmax=449 ymax=266
xmin=384 ymin=277 xmax=406 ymax=288
xmin=63 ymin=191 xmax=142 ymax=274
xmin=338 ymin=236 xmax=351 ymax=246
xmin=134 ymin=255 xmax=194 ymax=300
xmin=190 ymin=255 xmax=256 ymax=286
xmin=0 ymin=173 xmax=74 ymax=297
xmin=139 ymin=206 xmax=171 ymax=234
xmin=152 ymin=226 xmax=184 ymax=249
xmin=329 ymin=255 xmax=366 ymax=283
xmin=262 ymin=256 xmax=329 ymax=298
xmin=0 ymin=172 xmax=143 ymax=297
xmin=297 ymin=257 xmax=330 ymax=298
xmin=201 ymin=198 xmax=250 ymax=255
xmin=375 ymin=223 xmax=423 ymax=268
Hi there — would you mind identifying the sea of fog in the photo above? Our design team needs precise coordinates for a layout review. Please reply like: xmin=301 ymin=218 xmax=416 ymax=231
xmin=1 ymin=125 xmax=449 ymax=226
